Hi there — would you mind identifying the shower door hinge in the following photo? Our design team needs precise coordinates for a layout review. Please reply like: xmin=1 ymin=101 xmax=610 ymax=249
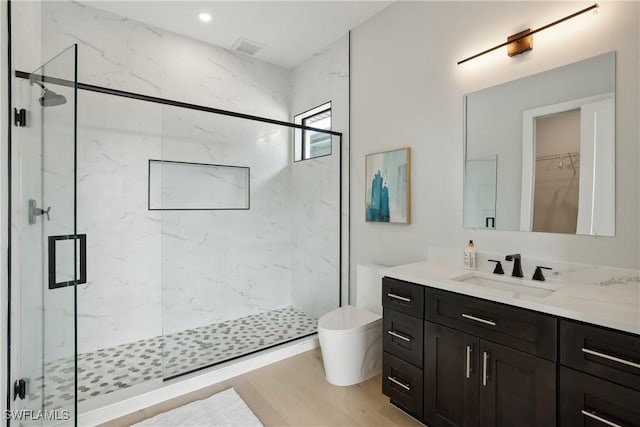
xmin=14 ymin=108 xmax=26 ymax=127
xmin=13 ymin=378 xmax=26 ymax=400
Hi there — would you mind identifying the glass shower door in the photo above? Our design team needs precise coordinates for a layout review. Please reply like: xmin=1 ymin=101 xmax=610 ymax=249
xmin=11 ymin=45 xmax=78 ymax=426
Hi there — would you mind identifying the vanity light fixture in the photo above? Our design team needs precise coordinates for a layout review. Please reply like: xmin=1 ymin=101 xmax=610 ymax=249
xmin=457 ymin=3 xmax=598 ymax=65
xmin=198 ymin=12 xmax=212 ymax=23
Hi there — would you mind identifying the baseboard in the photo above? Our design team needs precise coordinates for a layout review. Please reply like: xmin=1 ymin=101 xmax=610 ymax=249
xmin=78 ymin=335 xmax=319 ymax=426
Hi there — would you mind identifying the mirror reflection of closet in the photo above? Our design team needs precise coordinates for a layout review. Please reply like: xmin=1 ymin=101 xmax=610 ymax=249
xmin=532 ymin=110 xmax=580 ymax=234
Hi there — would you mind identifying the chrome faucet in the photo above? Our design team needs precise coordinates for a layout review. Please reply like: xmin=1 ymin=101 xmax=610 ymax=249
xmin=505 ymin=254 xmax=523 ymax=278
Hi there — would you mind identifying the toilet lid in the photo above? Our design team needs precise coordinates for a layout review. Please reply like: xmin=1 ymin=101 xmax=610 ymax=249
xmin=318 ymin=306 xmax=382 ymax=334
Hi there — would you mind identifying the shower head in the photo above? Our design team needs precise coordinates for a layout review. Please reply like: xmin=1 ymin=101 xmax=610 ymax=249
xmin=39 ymin=87 xmax=67 ymax=107
xmin=32 ymin=80 xmax=67 ymax=107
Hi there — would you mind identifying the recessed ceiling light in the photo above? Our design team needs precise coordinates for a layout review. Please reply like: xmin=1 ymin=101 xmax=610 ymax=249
xmin=198 ymin=12 xmax=212 ymax=23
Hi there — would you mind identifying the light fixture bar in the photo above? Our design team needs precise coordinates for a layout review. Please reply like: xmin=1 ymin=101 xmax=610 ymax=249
xmin=457 ymin=3 xmax=598 ymax=65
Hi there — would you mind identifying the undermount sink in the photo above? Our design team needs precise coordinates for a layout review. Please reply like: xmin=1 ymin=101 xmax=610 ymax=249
xmin=451 ymin=272 xmax=559 ymax=298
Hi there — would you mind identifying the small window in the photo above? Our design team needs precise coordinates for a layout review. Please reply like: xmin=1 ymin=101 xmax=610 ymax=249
xmin=294 ymin=102 xmax=332 ymax=161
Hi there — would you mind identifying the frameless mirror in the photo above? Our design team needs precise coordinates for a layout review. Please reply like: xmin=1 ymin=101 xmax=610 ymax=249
xmin=464 ymin=52 xmax=615 ymax=235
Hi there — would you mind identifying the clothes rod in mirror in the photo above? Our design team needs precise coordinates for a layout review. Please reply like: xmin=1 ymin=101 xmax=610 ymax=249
xmin=457 ymin=3 xmax=598 ymax=65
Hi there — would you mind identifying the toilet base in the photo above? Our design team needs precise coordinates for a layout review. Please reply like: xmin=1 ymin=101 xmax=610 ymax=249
xmin=319 ymin=323 xmax=382 ymax=386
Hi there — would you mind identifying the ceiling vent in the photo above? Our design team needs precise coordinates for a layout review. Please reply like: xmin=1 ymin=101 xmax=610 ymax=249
xmin=231 ymin=38 xmax=264 ymax=57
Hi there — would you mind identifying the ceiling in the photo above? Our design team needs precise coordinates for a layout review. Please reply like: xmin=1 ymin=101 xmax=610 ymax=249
xmin=83 ymin=1 xmax=392 ymax=69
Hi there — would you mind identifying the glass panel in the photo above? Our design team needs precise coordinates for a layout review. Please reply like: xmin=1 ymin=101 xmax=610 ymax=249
xmin=74 ymin=90 xmax=163 ymax=411
xmin=160 ymin=106 xmax=341 ymax=379
xmin=12 ymin=45 xmax=77 ymax=425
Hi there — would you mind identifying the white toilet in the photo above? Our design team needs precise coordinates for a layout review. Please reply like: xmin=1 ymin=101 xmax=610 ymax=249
xmin=318 ymin=264 xmax=384 ymax=386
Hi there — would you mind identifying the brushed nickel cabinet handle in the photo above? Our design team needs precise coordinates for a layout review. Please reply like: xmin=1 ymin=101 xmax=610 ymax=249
xmin=581 ymin=410 xmax=622 ymax=427
xmin=388 ymin=330 xmax=412 ymax=342
xmin=387 ymin=293 xmax=412 ymax=303
xmin=465 ymin=345 xmax=472 ymax=379
xmin=388 ymin=376 xmax=411 ymax=391
xmin=462 ymin=313 xmax=496 ymax=326
xmin=581 ymin=348 xmax=640 ymax=370
xmin=482 ymin=351 xmax=489 ymax=386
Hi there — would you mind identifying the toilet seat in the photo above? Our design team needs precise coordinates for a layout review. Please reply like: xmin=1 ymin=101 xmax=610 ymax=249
xmin=318 ymin=306 xmax=382 ymax=335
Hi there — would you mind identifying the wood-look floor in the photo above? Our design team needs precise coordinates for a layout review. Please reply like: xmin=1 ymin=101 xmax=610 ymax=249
xmin=100 ymin=349 xmax=422 ymax=427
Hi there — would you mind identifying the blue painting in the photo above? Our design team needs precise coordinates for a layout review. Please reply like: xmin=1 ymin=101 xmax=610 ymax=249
xmin=365 ymin=148 xmax=411 ymax=224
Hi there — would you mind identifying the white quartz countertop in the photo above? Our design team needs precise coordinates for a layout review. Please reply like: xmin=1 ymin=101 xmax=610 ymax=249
xmin=381 ymin=261 xmax=640 ymax=336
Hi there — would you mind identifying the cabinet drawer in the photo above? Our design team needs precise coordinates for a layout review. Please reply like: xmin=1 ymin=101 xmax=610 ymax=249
xmin=382 ymin=277 xmax=424 ymax=318
xmin=383 ymin=352 xmax=423 ymax=419
xmin=560 ymin=367 xmax=640 ymax=427
xmin=425 ymin=287 xmax=557 ymax=361
xmin=560 ymin=320 xmax=640 ymax=391
xmin=383 ymin=308 xmax=423 ymax=367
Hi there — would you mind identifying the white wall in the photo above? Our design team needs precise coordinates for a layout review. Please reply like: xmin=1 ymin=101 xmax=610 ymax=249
xmin=350 ymin=1 xmax=639 ymax=286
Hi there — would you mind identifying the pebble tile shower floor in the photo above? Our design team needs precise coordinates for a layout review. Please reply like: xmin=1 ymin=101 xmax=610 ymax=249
xmin=38 ymin=307 xmax=317 ymax=409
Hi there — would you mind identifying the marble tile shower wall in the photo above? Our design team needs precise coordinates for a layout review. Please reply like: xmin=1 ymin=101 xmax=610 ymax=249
xmin=159 ymin=109 xmax=294 ymax=335
xmin=75 ymin=93 xmax=163 ymax=355
xmin=12 ymin=1 xmax=342 ymax=358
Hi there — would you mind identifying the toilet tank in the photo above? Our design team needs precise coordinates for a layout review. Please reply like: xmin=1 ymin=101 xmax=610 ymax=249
xmin=355 ymin=264 xmax=386 ymax=315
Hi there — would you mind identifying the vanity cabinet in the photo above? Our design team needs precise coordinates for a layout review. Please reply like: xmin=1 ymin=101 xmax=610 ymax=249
xmin=424 ymin=287 xmax=557 ymax=427
xmin=382 ymin=276 xmax=640 ymax=427
xmin=381 ymin=277 xmax=425 ymax=419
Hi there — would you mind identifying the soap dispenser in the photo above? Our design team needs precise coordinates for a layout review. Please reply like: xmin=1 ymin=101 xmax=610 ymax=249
xmin=464 ymin=240 xmax=477 ymax=270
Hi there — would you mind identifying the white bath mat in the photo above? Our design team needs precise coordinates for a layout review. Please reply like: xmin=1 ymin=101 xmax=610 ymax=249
xmin=133 ymin=387 xmax=263 ymax=427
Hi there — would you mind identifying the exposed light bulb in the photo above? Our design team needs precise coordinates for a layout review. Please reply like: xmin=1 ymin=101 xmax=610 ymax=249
xmin=198 ymin=12 xmax=212 ymax=23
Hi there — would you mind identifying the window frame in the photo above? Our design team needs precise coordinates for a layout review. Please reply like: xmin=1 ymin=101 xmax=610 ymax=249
xmin=294 ymin=101 xmax=332 ymax=162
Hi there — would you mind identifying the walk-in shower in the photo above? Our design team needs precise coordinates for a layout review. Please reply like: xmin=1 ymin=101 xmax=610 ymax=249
xmin=10 ymin=43 xmax=343 ymax=424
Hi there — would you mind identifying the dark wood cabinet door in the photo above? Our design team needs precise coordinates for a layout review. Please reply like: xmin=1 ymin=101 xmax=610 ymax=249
xmin=478 ymin=340 xmax=556 ymax=427
xmin=383 ymin=352 xmax=424 ymax=419
xmin=560 ymin=366 xmax=640 ymax=427
xmin=383 ymin=308 xmax=424 ymax=367
xmin=424 ymin=322 xmax=479 ymax=427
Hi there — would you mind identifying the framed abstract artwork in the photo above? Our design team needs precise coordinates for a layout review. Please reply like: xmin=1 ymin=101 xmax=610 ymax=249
xmin=365 ymin=147 xmax=411 ymax=224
